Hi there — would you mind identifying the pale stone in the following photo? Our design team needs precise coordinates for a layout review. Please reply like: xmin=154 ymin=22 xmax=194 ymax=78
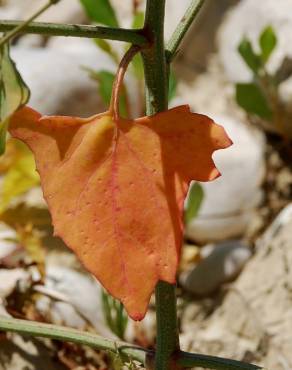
xmin=11 ymin=46 xmax=114 ymax=116
xmin=0 ymin=0 xmax=85 ymax=23
xmin=0 ymin=269 xmax=30 ymax=298
xmin=180 ymin=240 xmax=251 ymax=296
xmin=181 ymin=204 xmax=292 ymax=369
xmin=35 ymin=264 xmax=114 ymax=337
xmin=185 ymin=113 xmax=265 ymax=243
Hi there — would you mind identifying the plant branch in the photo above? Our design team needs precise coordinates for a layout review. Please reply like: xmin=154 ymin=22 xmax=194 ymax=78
xmin=0 ymin=316 xmax=146 ymax=364
xmin=165 ymin=0 xmax=205 ymax=62
xmin=142 ymin=2 xmax=180 ymax=370
xmin=154 ymin=282 xmax=180 ymax=370
xmin=142 ymin=0 xmax=168 ymax=115
xmin=0 ymin=21 xmax=147 ymax=45
xmin=0 ymin=0 xmax=61 ymax=47
xmin=178 ymin=351 xmax=265 ymax=370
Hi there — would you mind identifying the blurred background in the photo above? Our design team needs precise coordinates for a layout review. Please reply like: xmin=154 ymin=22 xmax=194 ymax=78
xmin=0 ymin=1 xmax=291 ymax=369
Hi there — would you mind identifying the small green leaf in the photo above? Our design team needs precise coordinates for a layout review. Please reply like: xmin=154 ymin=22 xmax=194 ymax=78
xmin=101 ymin=289 xmax=128 ymax=340
xmin=168 ymin=69 xmax=177 ymax=102
xmin=132 ymin=53 xmax=144 ymax=79
xmin=96 ymin=70 xmax=115 ymax=104
xmin=236 ymin=82 xmax=272 ymax=120
xmin=86 ymin=69 xmax=128 ymax=117
xmin=259 ymin=26 xmax=277 ymax=63
xmin=80 ymin=0 xmax=119 ymax=27
xmin=132 ymin=11 xmax=144 ymax=29
xmin=185 ymin=183 xmax=204 ymax=224
xmin=238 ymin=38 xmax=261 ymax=74
xmin=0 ymin=43 xmax=30 ymax=155
xmin=129 ymin=13 xmax=145 ymax=79
xmin=94 ymin=39 xmax=119 ymax=64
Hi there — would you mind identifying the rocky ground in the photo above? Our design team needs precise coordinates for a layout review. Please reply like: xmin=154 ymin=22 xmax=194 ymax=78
xmin=0 ymin=1 xmax=292 ymax=369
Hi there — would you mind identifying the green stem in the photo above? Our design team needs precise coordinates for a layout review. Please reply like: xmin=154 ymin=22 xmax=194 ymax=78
xmin=154 ymin=282 xmax=180 ymax=370
xmin=165 ymin=0 xmax=205 ymax=62
xmin=142 ymin=0 xmax=168 ymax=115
xmin=0 ymin=20 xmax=147 ymax=45
xmin=0 ymin=0 xmax=61 ymax=47
xmin=0 ymin=316 xmax=146 ymax=364
xmin=178 ymin=351 xmax=265 ymax=370
xmin=142 ymin=2 xmax=180 ymax=370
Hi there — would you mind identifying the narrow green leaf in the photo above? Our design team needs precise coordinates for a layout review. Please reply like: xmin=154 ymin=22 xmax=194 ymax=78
xmin=259 ymin=25 xmax=277 ymax=63
xmin=168 ymin=69 xmax=177 ymax=102
xmin=80 ymin=0 xmax=119 ymax=27
xmin=132 ymin=53 xmax=144 ymax=79
xmin=86 ymin=69 xmax=127 ymax=117
xmin=0 ymin=43 xmax=30 ymax=155
xmin=236 ymin=82 xmax=272 ymax=120
xmin=238 ymin=38 xmax=261 ymax=74
xmin=185 ymin=183 xmax=204 ymax=224
xmin=132 ymin=11 xmax=144 ymax=29
xmin=0 ymin=119 xmax=8 ymax=155
xmin=101 ymin=289 xmax=128 ymax=340
xmin=128 ymin=13 xmax=145 ymax=80
xmin=94 ymin=38 xmax=119 ymax=64
xmin=96 ymin=70 xmax=116 ymax=104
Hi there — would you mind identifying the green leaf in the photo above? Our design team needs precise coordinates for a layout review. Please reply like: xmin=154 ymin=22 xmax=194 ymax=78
xmin=96 ymin=70 xmax=116 ymax=104
xmin=185 ymin=183 xmax=204 ymax=224
xmin=0 ymin=141 xmax=39 ymax=212
xmin=132 ymin=53 xmax=144 ymax=79
xmin=101 ymin=289 xmax=128 ymax=340
xmin=132 ymin=11 xmax=144 ymax=29
xmin=236 ymin=82 xmax=272 ymax=120
xmin=80 ymin=0 xmax=119 ymax=27
xmin=0 ymin=44 xmax=30 ymax=155
xmin=168 ymin=69 xmax=177 ymax=102
xmin=94 ymin=39 xmax=119 ymax=64
xmin=129 ymin=13 xmax=145 ymax=79
xmin=86 ymin=69 xmax=128 ymax=117
xmin=238 ymin=38 xmax=261 ymax=74
xmin=259 ymin=26 xmax=277 ymax=63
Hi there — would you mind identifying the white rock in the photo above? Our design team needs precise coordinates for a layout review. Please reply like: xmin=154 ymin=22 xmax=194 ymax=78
xmin=182 ymin=204 xmax=292 ymax=369
xmin=0 ymin=224 xmax=18 ymax=260
xmin=11 ymin=46 xmax=115 ymax=116
xmin=217 ymin=0 xmax=292 ymax=82
xmin=0 ymin=269 xmax=30 ymax=298
xmin=36 ymin=265 xmax=114 ymax=337
xmin=279 ymin=75 xmax=292 ymax=107
xmin=181 ymin=240 xmax=251 ymax=296
xmin=185 ymin=113 xmax=266 ymax=243
xmin=0 ymin=0 xmax=85 ymax=23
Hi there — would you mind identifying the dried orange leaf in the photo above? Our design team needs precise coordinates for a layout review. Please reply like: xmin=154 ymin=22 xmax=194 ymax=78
xmin=9 ymin=105 xmax=232 ymax=320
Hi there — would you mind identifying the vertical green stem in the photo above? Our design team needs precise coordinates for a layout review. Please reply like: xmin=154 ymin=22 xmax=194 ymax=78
xmin=154 ymin=282 xmax=180 ymax=370
xmin=142 ymin=1 xmax=180 ymax=370
xmin=142 ymin=0 xmax=168 ymax=114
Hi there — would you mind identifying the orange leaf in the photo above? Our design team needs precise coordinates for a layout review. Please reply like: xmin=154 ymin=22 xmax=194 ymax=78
xmin=9 ymin=105 xmax=232 ymax=320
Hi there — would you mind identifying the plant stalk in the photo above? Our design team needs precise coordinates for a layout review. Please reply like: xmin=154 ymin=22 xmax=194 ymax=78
xmin=165 ymin=0 xmax=205 ymax=62
xmin=0 ymin=21 xmax=147 ymax=45
xmin=142 ymin=1 xmax=180 ymax=370
xmin=0 ymin=316 xmax=146 ymax=364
